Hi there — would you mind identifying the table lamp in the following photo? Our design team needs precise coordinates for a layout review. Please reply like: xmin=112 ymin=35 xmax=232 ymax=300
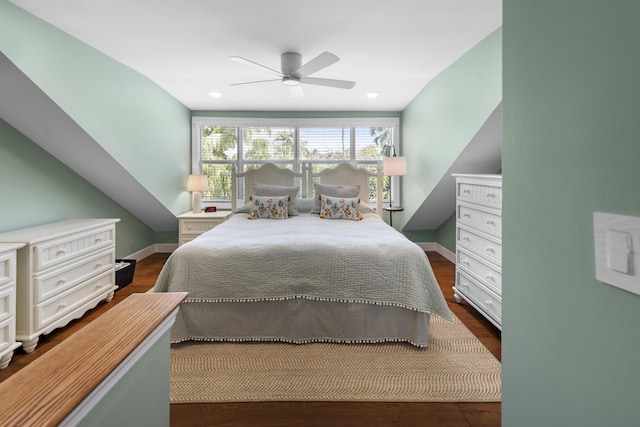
xmin=186 ymin=174 xmax=209 ymax=213
xmin=383 ymin=146 xmax=407 ymax=207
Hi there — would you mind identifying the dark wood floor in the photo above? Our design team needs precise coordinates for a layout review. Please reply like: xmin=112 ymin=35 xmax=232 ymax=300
xmin=0 ymin=251 xmax=501 ymax=427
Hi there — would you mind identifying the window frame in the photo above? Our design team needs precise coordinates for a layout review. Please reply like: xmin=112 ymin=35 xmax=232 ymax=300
xmin=191 ymin=117 xmax=401 ymax=209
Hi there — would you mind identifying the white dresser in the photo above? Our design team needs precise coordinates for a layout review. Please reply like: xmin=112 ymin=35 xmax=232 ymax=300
xmin=177 ymin=211 xmax=231 ymax=246
xmin=453 ymin=174 xmax=502 ymax=330
xmin=0 ymin=243 xmax=25 ymax=369
xmin=0 ymin=219 xmax=120 ymax=352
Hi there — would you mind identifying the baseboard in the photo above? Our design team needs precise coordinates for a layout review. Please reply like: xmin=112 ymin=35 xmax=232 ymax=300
xmin=124 ymin=243 xmax=178 ymax=261
xmin=416 ymin=242 xmax=456 ymax=264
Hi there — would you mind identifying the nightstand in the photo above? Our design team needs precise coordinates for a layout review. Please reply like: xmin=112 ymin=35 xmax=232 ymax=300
xmin=383 ymin=206 xmax=404 ymax=227
xmin=177 ymin=211 xmax=231 ymax=246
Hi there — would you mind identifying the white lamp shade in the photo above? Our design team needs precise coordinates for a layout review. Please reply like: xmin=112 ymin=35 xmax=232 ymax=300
xmin=383 ymin=156 xmax=408 ymax=176
xmin=186 ymin=175 xmax=209 ymax=192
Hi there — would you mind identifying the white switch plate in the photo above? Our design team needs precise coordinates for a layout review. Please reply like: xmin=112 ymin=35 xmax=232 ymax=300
xmin=607 ymin=229 xmax=632 ymax=273
xmin=594 ymin=212 xmax=640 ymax=296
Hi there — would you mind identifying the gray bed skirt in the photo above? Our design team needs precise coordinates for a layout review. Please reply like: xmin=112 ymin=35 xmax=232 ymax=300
xmin=171 ymin=298 xmax=431 ymax=347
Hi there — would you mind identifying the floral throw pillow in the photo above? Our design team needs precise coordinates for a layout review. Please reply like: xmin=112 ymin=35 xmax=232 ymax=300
xmin=252 ymin=183 xmax=300 ymax=216
xmin=319 ymin=194 xmax=362 ymax=221
xmin=248 ymin=195 xmax=289 ymax=219
xmin=312 ymin=183 xmax=360 ymax=214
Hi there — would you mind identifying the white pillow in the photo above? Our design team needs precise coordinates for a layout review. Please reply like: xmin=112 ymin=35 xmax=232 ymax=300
xmin=319 ymin=194 xmax=362 ymax=221
xmin=296 ymin=198 xmax=315 ymax=213
xmin=358 ymin=202 xmax=375 ymax=214
xmin=252 ymin=183 xmax=300 ymax=216
xmin=312 ymin=183 xmax=360 ymax=214
xmin=248 ymin=195 xmax=289 ymax=219
xmin=236 ymin=202 xmax=252 ymax=213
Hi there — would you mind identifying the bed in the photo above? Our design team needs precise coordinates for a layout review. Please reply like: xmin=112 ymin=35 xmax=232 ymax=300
xmin=154 ymin=162 xmax=452 ymax=347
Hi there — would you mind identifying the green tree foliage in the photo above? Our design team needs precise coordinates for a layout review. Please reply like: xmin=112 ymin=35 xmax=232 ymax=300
xmin=370 ymin=127 xmax=393 ymax=199
xmin=201 ymin=126 xmax=237 ymax=160
xmin=370 ymin=127 xmax=393 ymax=156
xmin=200 ymin=126 xmax=237 ymax=199
xmin=199 ymin=126 xmax=392 ymax=201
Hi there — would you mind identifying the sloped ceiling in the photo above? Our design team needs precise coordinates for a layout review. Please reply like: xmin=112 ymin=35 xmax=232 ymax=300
xmin=2 ymin=1 xmax=502 ymax=234
xmin=404 ymin=103 xmax=503 ymax=230
xmin=9 ymin=0 xmax=502 ymax=111
xmin=0 ymin=52 xmax=178 ymax=231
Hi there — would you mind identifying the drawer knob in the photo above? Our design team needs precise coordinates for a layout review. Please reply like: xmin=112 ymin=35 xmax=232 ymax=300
xmin=57 ymin=277 xmax=67 ymax=285
xmin=58 ymin=303 xmax=67 ymax=311
xmin=487 ymin=193 xmax=496 ymax=198
xmin=486 ymin=247 xmax=496 ymax=254
xmin=95 ymin=237 xmax=103 ymax=243
xmin=485 ymin=300 xmax=494 ymax=309
xmin=462 ymin=259 xmax=470 ymax=267
xmin=187 ymin=225 xmax=193 ymax=229
xmin=486 ymin=274 xmax=495 ymax=282
xmin=463 ymin=213 xmax=471 ymax=219
xmin=57 ymin=249 xmax=66 ymax=256
xmin=95 ymin=262 xmax=103 ymax=268
xmin=486 ymin=220 xmax=495 ymax=226
xmin=462 ymin=236 xmax=471 ymax=242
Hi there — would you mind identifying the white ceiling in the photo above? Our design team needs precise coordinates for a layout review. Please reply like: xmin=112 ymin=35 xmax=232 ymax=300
xmin=10 ymin=0 xmax=501 ymax=111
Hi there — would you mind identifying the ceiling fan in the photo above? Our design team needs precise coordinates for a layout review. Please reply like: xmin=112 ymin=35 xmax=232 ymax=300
xmin=229 ymin=51 xmax=356 ymax=97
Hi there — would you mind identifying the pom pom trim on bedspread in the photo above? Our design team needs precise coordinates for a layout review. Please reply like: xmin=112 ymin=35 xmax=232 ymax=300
xmin=183 ymin=294 xmax=451 ymax=317
xmin=169 ymin=335 xmax=429 ymax=348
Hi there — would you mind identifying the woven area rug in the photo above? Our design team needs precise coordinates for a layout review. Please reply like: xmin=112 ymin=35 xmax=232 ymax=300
xmin=170 ymin=314 xmax=501 ymax=403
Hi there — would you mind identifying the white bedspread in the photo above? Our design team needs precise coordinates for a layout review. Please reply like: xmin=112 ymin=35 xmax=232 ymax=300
xmin=154 ymin=212 xmax=452 ymax=321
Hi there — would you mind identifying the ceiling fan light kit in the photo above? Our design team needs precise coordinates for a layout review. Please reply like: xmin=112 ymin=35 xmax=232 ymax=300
xmin=282 ymin=76 xmax=300 ymax=86
xmin=230 ymin=51 xmax=355 ymax=97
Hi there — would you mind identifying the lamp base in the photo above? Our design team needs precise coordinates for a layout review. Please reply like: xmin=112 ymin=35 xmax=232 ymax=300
xmin=192 ymin=192 xmax=203 ymax=213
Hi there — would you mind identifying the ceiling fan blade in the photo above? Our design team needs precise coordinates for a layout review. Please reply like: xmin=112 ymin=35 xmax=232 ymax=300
xmin=229 ymin=56 xmax=282 ymax=77
xmin=299 ymin=76 xmax=356 ymax=89
xmin=230 ymin=79 xmax=281 ymax=86
xmin=288 ymin=84 xmax=304 ymax=98
xmin=295 ymin=51 xmax=339 ymax=77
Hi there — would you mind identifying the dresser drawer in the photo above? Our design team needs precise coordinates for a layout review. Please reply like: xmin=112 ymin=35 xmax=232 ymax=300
xmin=457 ymin=182 xmax=502 ymax=207
xmin=455 ymin=271 xmax=502 ymax=324
xmin=457 ymin=247 xmax=502 ymax=293
xmin=0 ymin=286 xmax=14 ymax=321
xmin=33 ymin=226 xmax=115 ymax=272
xmin=0 ymin=317 xmax=15 ymax=353
xmin=458 ymin=202 xmax=502 ymax=236
xmin=457 ymin=225 xmax=502 ymax=263
xmin=179 ymin=237 xmax=197 ymax=246
xmin=179 ymin=219 xmax=223 ymax=236
xmin=34 ymin=249 xmax=114 ymax=303
xmin=0 ymin=251 xmax=16 ymax=287
xmin=34 ymin=270 xmax=114 ymax=330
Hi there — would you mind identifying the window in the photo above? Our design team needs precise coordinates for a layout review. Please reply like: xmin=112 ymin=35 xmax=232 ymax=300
xmin=192 ymin=117 xmax=400 ymax=208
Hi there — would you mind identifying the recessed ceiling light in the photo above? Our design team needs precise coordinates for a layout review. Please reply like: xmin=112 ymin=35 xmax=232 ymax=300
xmin=366 ymin=92 xmax=380 ymax=99
xmin=208 ymin=91 xmax=222 ymax=98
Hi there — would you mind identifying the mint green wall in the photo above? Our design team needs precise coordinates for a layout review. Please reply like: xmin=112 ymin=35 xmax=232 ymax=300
xmin=400 ymin=28 xmax=502 ymax=239
xmin=402 ymin=214 xmax=455 ymax=253
xmin=0 ymin=119 xmax=154 ymax=258
xmin=435 ymin=213 xmax=457 ymax=253
xmin=154 ymin=231 xmax=179 ymax=244
xmin=402 ymin=229 xmax=437 ymax=243
xmin=76 ymin=330 xmax=171 ymax=427
xmin=0 ymin=0 xmax=192 ymax=215
xmin=503 ymin=2 xmax=640 ymax=426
